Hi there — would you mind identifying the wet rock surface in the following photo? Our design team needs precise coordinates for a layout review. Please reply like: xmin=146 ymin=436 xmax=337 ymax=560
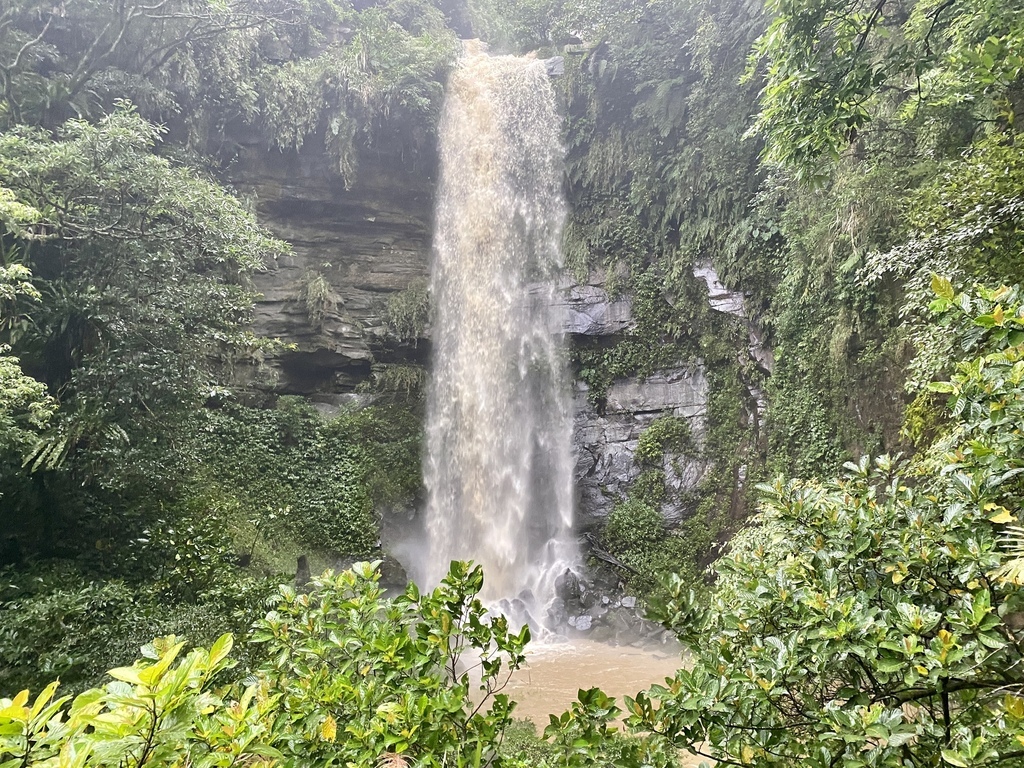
xmin=229 ymin=144 xmax=434 ymax=394
xmin=551 ymin=567 xmax=676 ymax=645
xmin=573 ymin=366 xmax=711 ymax=528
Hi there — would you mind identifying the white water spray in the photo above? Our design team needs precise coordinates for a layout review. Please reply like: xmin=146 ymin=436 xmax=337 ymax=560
xmin=421 ymin=44 xmax=577 ymax=625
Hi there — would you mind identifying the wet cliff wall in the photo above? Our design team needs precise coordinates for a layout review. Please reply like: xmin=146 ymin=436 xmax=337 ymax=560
xmin=229 ymin=144 xmax=435 ymax=407
xmin=229 ymin=139 xmax=768 ymax=550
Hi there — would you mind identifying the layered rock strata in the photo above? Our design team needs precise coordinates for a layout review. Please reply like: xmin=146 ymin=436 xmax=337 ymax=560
xmin=231 ymin=146 xmax=768 ymax=529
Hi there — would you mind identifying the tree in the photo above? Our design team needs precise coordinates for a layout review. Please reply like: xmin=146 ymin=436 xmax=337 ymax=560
xmin=751 ymin=0 xmax=1024 ymax=178
xmin=0 ymin=105 xmax=284 ymax=477
xmin=0 ymin=0 xmax=458 ymax=180
xmin=0 ymin=262 xmax=53 ymax=455
xmin=0 ymin=0 xmax=295 ymax=130
xmin=631 ymin=283 xmax=1024 ymax=768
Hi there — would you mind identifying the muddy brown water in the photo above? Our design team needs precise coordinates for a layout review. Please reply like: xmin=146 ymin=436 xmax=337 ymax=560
xmin=503 ymin=639 xmax=684 ymax=726
xmin=500 ymin=639 xmax=712 ymax=767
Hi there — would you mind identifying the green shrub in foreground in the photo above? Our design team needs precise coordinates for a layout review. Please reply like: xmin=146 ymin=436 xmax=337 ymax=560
xmin=0 ymin=561 xmax=529 ymax=768
xmin=631 ymin=283 xmax=1024 ymax=767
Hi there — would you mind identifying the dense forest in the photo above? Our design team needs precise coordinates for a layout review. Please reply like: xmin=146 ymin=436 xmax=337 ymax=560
xmin=2 ymin=0 xmax=1024 ymax=765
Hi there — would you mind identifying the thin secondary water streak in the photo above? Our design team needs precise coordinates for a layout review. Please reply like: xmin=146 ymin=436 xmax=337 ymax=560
xmin=422 ymin=43 xmax=577 ymax=624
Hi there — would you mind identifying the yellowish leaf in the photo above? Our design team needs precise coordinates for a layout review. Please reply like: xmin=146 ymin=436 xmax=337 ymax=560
xmin=321 ymin=714 xmax=337 ymax=743
xmin=1005 ymin=694 xmax=1024 ymax=719
xmin=107 ymin=667 xmax=145 ymax=687
xmin=989 ymin=508 xmax=1016 ymax=524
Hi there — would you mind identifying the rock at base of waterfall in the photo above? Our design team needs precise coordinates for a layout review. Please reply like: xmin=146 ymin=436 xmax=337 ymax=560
xmin=621 ymin=595 xmax=637 ymax=609
xmin=544 ymin=56 xmax=565 ymax=77
xmin=547 ymin=597 xmax=568 ymax=626
xmin=574 ymin=614 xmax=593 ymax=631
xmin=555 ymin=568 xmax=582 ymax=602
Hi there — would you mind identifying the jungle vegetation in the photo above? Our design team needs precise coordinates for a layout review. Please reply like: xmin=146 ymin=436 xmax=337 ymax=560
xmin=1 ymin=0 xmax=1024 ymax=765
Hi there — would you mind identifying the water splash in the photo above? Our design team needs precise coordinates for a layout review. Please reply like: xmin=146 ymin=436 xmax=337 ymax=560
xmin=421 ymin=44 xmax=577 ymax=627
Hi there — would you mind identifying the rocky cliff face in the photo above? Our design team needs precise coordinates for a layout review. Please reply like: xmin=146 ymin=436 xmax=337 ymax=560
xmin=566 ymin=264 xmax=769 ymax=530
xmin=229 ymin=144 xmax=435 ymax=403
xmin=232 ymin=144 xmax=767 ymax=529
xmin=574 ymin=365 xmax=710 ymax=529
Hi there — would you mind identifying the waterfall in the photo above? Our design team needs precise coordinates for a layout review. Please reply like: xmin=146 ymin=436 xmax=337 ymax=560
xmin=421 ymin=44 xmax=577 ymax=625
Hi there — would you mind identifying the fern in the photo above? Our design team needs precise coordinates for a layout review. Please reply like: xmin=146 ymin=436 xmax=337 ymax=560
xmin=298 ymin=271 xmax=338 ymax=332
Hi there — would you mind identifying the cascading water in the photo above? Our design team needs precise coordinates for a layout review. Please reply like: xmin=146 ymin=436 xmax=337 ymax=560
xmin=421 ymin=44 xmax=578 ymax=626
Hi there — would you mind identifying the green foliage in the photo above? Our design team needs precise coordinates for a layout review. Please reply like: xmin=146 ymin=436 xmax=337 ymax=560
xmin=498 ymin=720 xmax=559 ymax=766
xmin=0 ymin=578 xmax=144 ymax=695
xmin=869 ymin=138 xmax=1024 ymax=393
xmin=635 ymin=416 xmax=693 ymax=466
xmin=542 ymin=687 xmax=676 ymax=768
xmin=0 ymin=107 xmax=283 ymax=466
xmin=572 ymin=270 xmax=705 ymax=405
xmin=0 ymin=393 xmax=421 ymax=693
xmin=0 ymin=0 xmax=458 ymax=179
xmin=364 ymin=363 xmax=427 ymax=395
xmin=559 ymin=0 xmax=773 ymax=563
xmin=630 ymin=469 xmax=667 ymax=507
xmin=256 ymin=0 xmax=458 ymax=184
xmin=253 ymin=561 xmax=528 ymax=766
xmin=751 ymin=0 xmax=1024 ymax=179
xmin=0 ymin=264 xmax=53 ymax=455
xmin=0 ymin=347 xmax=51 ymax=454
xmin=0 ymin=557 xmax=272 ymax=696
xmin=603 ymin=498 xmax=664 ymax=556
xmin=463 ymin=0 xmax=644 ymax=53
xmin=297 ymin=271 xmax=337 ymax=333
xmin=189 ymin=398 xmax=422 ymax=556
xmin=384 ymin=277 xmax=430 ymax=342
xmin=601 ymin=498 xmax=698 ymax=595
xmin=0 ymin=633 xmax=276 ymax=768
xmin=561 ymin=0 xmax=766 ymax=283
xmin=634 ymin=284 xmax=1024 ymax=767
xmin=756 ymin=161 xmax=910 ymax=478
xmin=0 ymin=561 xmax=528 ymax=768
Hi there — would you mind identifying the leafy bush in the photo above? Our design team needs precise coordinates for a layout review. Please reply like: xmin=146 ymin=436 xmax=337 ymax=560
xmin=635 ymin=416 xmax=693 ymax=466
xmin=0 ymin=561 xmax=529 ymax=768
xmin=384 ymin=277 xmax=430 ymax=342
xmin=0 ymin=553 xmax=274 ymax=696
xmin=603 ymin=498 xmax=664 ymax=556
xmin=297 ymin=271 xmax=338 ymax=332
xmin=632 ymin=283 xmax=1024 ymax=767
xmin=0 ymin=579 xmax=146 ymax=695
xmin=630 ymin=469 xmax=667 ymax=507
xmin=601 ymin=498 xmax=696 ymax=594
xmin=189 ymin=398 xmax=422 ymax=557
xmin=541 ymin=687 xmax=676 ymax=768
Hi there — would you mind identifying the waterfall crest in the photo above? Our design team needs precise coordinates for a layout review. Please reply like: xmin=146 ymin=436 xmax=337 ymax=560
xmin=422 ymin=45 xmax=577 ymax=623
